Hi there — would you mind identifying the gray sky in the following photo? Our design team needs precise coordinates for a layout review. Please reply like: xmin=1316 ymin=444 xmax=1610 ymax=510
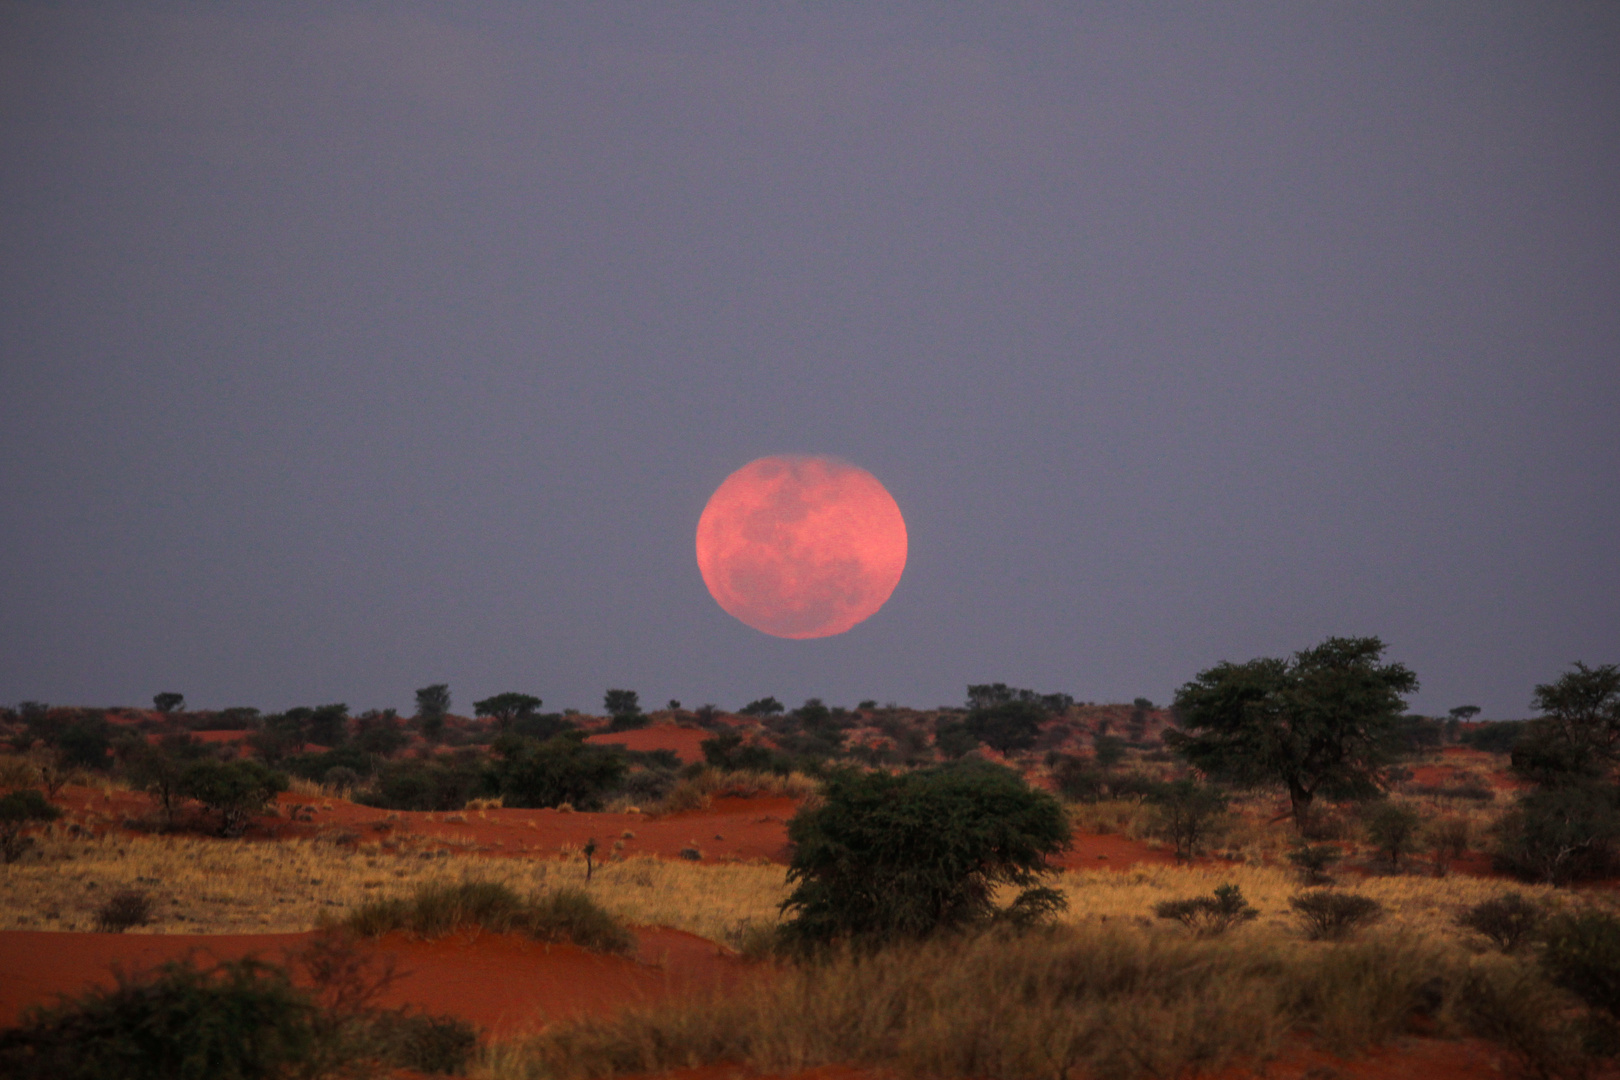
xmin=2 ymin=3 xmax=1616 ymax=719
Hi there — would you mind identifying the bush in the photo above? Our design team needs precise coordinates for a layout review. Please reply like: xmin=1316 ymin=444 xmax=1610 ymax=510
xmin=1153 ymin=883 xmax=1258 ymax=938
xmin=491 ymin=733 xmax=627 ymax=810
xmin=1542 ymin=910 xmax=1620 ymax=1021
xmin=345 ymin=879 xmax=634 ymax=954
xmin=1289 ymin=890 xmax=1384 ymax=940
xmin=0 ymin=936 xmax=479 ymax=1079
xmin=1456 ymin=893 xmax=1544 ymax=953
xmin=1286 ymin=843 xmax=1341 ymax=885
xmin=0 ymin=956 xmax=318 ymax=1079
xmin=176 ymin=759 xmax=288 ymax=836
xmin=95 ymin=889 xmax=155 ymax=933
xmin=358 ymin=757 xmax=488 ymax=812
xmin=1459 ymin=720 xmax=1526 ymax=754
xmin=364 ymin=1011 xmax=478 ymax=1074
xmin=1050 ymin=754 xmax=1107 ymax=802
xmin=1146 ymin=778 xmax=1227 ymax=861
xmin=0 ymin=789 xmax=61 ymax=863
xmin=1363 ymin=801 xmax=1424 ymax=868
xmin=1495 ymin=781 xmax=1620 ymax=884
xmin=780 ymin=762 xmax=1070 ymax=948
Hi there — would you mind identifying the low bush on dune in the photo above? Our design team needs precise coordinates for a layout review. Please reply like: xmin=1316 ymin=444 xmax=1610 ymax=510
xmin=487 ymin=922 xmax=1593 ymax=1080
xmin=0 ymin=933 xmax=476 ymax=1079
xmin=344 ymin=878 xmax=635 ymax=954
xmin=1289 ymin=890 xmax=1385 ymax=941
xmin=1153 ymin=883 xmax=1258 ymax=938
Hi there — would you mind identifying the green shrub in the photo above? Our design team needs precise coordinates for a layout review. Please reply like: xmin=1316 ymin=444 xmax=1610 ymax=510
xmin=364 ymin=1011 xmax=478 ymax=1074
xmin=345 ymin=879 xmax=633 ymax=954
xmin=0 ymin=956 xmax=318 ymax=1080
xmin=1542 ymin=910 xmax=1620 ymax=1021
xmin=491 ymin=733 xmax=627 ymax=810
xmin=357 ymin=757 xmax=487 ymax=812
xmin=1285 ymin=843 xmax=1341 ymax=885
xmin=176 ymin=759 xmax=288 ymax=836
xmin=0 ymin=789 xmax=60 ymax=863
xmin=1146 ymin=778 xmax=1227 ymax=861
xmin=1363 ymin=801 xmax=1424 ymax=868
xmin=780 ymin=762 xmax=1070 ymax=948
xmin=1495 ymin=782 xmax=1620 ymax=884
xmin=1456 ymin=893 xmax=1544 ymax=953
xmin=1289 ymin=890 xmax=1384 ymax=940
xmin=1153 ymin=883 xmax=1258 ymax=938
xmin=1460 ymin=720 xmax=1526 ymax=754
xmin=94 ymin=889 xmax=155 ymax=933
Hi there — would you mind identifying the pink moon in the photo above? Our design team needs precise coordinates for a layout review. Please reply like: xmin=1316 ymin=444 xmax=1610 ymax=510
xmin=695 ymin=456 xmax=908 ymax=639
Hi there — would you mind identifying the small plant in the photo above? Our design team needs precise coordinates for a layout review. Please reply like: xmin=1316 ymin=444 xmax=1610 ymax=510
xmin=1153 ymin=883 xmax=1259 ymax=938
xmin=344 ymin=879 xmax=633 ymax=954
xmin=0 ymin=956 xmax=318 ymax=1079
xmin=1288 ymin=889 xmax=1384 ymax=940
xmin=1426 ymin=816 xmax=1471 ymax=874
xmin=1455 ymin=893 xmax=1544 ymax=953
xmin=95 ymin=888 xmax=155 ymax=933
xmin=1541 ymin=910 xmax=1620 ymax=1022
xmin=1286 ymin=843 xmax=1341 ymax=885
xmin=0 ymin=788 xmax=61 ymax=863
xmin=1363 ymin=800 xmax=1424 ymax=869
xmin=1146 ymin=778 xmax=1228 ymax=862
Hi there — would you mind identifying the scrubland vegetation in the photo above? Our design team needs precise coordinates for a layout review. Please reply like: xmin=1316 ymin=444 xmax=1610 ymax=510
xmin=4 ymin=647 xmax=1620 ymax=1076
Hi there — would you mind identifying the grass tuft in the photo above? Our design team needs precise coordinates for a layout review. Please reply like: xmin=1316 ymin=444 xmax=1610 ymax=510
xmin=344 ymin=879 xmax=634 ymax=954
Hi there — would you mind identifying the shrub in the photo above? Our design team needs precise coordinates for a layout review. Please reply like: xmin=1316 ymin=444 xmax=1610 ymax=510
xmin=780 ymin=762 xmax=1070 ymax=948
xmin=491 ymin=733 xmax=627 ymax=810
xmin=1460 ymin=720 xmax=1526 ymax=754
xmin=95 ymin=889 xmax=155 ymax=933
xmin=345 ymin=879 xmax=633 ymax=954
xmin=0 ymin=788 xmax=61 ymax=863
xmin=1495 ymin=782 xmax=1620 ymax=884
xmin=176 ymin=759 xmax=288 ymax=836
xmin=1286 ymin=843 xmax=1341 ymax=885
xmin=1426 ymin=816 xmax=1471 ymax=872
xmin=365 ymin=1011 xmax=478 ymax=1075
xmin=1363 ymin=801 xmax=1424 ymax=868
xmin=1289 ymin=890 xmax=1384 ymax=940
xmin=1153 ymin=883 xmax=1258 ymax=938
xmin=0 ymin=956 xmax=318 ymax=1080
xmin=1542 ymin=910 xmax=1620 ymax=1021
xmin=358 ymin=757 xmax=487 ymax=812
xmin=1456 ymin=893 xmax=1544 ymax=953
xmin=1146 ymin=778 xmax=1227 ymax=861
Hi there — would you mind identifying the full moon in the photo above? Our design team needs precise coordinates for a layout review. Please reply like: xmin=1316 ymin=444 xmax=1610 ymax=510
xmin=695 ymin=455 xmax=908 ymax=639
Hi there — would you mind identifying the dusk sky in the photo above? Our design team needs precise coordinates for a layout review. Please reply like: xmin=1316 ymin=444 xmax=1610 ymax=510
xmin=2 ymin=4 xmax=1616 ymax=720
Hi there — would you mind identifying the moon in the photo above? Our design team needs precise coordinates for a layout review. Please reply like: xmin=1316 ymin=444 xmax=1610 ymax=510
xmin=695 ymin=455 xmax=908 ymax=639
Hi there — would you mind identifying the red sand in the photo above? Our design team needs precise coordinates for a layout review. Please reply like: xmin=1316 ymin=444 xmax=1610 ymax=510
xmin=586 ymin=723 xmax=713 ymax=765
xmin=0 ymin=925 xmax=745 ymax=1037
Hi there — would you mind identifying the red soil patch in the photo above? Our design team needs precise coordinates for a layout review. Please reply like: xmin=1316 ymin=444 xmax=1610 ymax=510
xmin=586 ymin=723 xmax=713 ymax=765
xmin=1053 ymin=831 xmax=1183 ymax=870
xmin=0 ymin=926 xmax=746 ymax=1037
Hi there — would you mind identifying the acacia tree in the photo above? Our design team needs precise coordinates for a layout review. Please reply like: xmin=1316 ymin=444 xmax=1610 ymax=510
xmin=1166 ymin=636 xmax=1418 ymax=829
xmin=473 ymin=693 xmax=543 ymax=731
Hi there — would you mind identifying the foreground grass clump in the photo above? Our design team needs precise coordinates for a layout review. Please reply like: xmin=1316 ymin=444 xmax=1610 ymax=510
xmin=344 ymin=879 xmax=635 ymax=954
xmin=0 ymin=935 xmax=476 ymax=1079
xmin=481 ymin=923 xmax=1553 ymax=1080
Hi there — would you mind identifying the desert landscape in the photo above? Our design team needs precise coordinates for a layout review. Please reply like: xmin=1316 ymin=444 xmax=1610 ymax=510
xmin=4 ymin=664 xmax=1620 ymax=1079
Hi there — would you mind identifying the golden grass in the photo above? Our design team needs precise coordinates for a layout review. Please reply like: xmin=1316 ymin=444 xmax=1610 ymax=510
xmin=7 ymin=823 xmax=1606 ymax=952
xmin=0 ymin=833 xmax=788 ymax=942
xmin=474 ymin=922 xmax=1560 ymax=1080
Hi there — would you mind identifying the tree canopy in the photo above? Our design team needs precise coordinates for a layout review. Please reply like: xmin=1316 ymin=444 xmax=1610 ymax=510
xmin=780 ymin=762 xmax=1070 ymax=947
xmin=1166 ymin=636 xmax=1418 ymax=827
xmin=473 ymin=693 xmax=543 ymax=730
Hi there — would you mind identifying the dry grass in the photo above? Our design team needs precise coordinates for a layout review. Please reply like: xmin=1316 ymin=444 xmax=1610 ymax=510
xmin=0 ymin=832 xmax=789 ymax=941
xmin=650 ymin=767 xmax=819 ymax=815
xmin=7 ymin=825 xmax=1602 ymax=951
xmin=474 ymin=922 xmax=1562 ymax=1080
